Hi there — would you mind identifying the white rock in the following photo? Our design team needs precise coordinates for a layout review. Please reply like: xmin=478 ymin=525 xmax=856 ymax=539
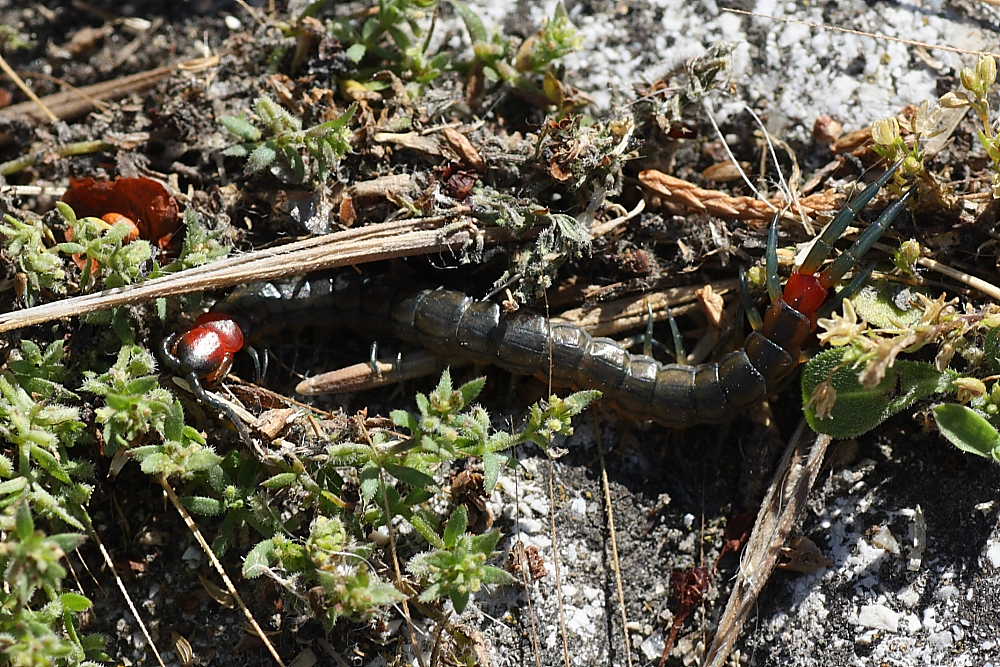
xmin=985 ymin=539 xmax=1000 ymax=568
xmin=224 ymin=15 xmax=242 ymax=31
xmin=897 ymin=586 xmax=920 ymax=608
xmin=855 ymin=603 xmax=900 ymax=632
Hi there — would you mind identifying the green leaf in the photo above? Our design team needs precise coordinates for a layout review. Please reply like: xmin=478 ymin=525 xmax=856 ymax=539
xmin=443 ymin=505 xmax=468 ymax=548
xmin=359 ymin=464 xmax=380 ymax=504
xmin=15 ymin=501 xmax=34 ymax=539
xmin=450 ymin=590 xmax=471 ymax=614
xmin=30 ymin=444 xmax=71 ymax=484
xmin=458 ymin=376 xmax=486 ymax=407
xmin=933 ymin=403 xmax=1000 ymax=459
xmin=383 ymin=463 xmax=435 ymax=488
xmin=850 ymin=280 xmax=928 ymax=328
xmin=326 ymin=442 xmax=372 ymax=465
xmin=220 ymin=115 xmax=262 ymax=141
xmin=802 ymin=348 xmax=952 ymax=438
xmin=482 ymin=451 xmax=505 ymax=493
xmin=450 ymin=0 xmax=489 ymax=45
xmin=408 ymin=514 xmax=444 ymax=548
xmin=346 ymin=43 xmax=366 ymax=62
xmin=243 ymin=539 xmax=276 ymax=578
xmin=261 ymin=472 xmax=298 ymax=489
xmin=246 ymin=144 xmax=277 ymax=173
xmin=60 ymin=592 xmax=93 ymax=612
xmin=563 ymin=390 xmax=602 ymax=414
xmin=480 ymin=565 xmax=515 ymax=586
xmin=48 ymin=532 xmax=87 ymax=552
xmin=182 ymin=496 xmax=224 ymax=516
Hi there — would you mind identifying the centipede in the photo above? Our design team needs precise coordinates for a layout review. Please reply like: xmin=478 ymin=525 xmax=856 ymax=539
xmin=160 ymin=161 xmax=912 ymax=433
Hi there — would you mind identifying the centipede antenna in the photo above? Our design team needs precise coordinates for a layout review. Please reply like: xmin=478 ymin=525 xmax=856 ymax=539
xmin=739 ymin=267 xmax=763 ymax=331
xmin=666 ymin=303 xmax=686 ymax=363
xmin=818 ymin=186 xmax=916 ymax=288
xmin=185 ymin=370 xmax=253 ymax=447
xmin=799 ymin=158 xmax=905 ymax=275
xmin=246 ymin=346 xmax=264 ymax=383
xmin=765 ymin=212 xmax=782 ymax=304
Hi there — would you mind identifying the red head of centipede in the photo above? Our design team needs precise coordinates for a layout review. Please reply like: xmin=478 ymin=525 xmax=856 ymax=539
xmin=169 ymin=312 xmax=245 ymax=383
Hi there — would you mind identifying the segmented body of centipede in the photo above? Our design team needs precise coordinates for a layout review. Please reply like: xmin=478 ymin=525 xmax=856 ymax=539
xmin=217 ymin=275 xmax=807 ymax=427
xmin=161 ymin=161 xmax=912 ymax=432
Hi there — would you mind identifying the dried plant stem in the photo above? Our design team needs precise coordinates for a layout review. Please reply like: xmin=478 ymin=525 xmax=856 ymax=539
xmin=0 ymin=214 xmax=485 ymax=334
xmin=546 ymin=459 xmax=572 ymax=667
xmin=0 ymin=56 xmax=219 ymax=137
xmin=594 ymin=416 xmax=633 ymax=667
xmin=0 ymin=139 xmax=114 ymax=176
xmin=82 ymin=517 xmax=167 ymax=667
xmin=159 ymin=475 xmax=286 ymax=667
xmin=703 ymin=422 xmax=829 ymax=667
xmin=0 ymin=52 xmax=57 ymax=122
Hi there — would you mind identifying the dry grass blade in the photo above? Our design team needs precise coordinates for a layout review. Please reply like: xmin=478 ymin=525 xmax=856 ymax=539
xmin=594 ymin=416 xmax=633 ymax=667
xmin=0 ymin=215 xmax=485 ymax=334
xmin=0 ymin=52 xmax=57 ymax=122
xmin=159 ymin=476 xmax=286 ymax=667
xmin=702 ymin=421 xmax=831 ymax=667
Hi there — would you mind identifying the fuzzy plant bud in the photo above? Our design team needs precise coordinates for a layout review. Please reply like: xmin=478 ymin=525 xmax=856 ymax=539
xmin=978 ymin=55 xmax=997 ymax=89
xmin=954 ymin=377 xmax=987 ymax=403
xmin=894 ymin=238 xmax=921 ymax=275
xmin=960 ymin=66 xmax=979 ymax=94
xmin=871 ymin=117 xmax=900 ymax=146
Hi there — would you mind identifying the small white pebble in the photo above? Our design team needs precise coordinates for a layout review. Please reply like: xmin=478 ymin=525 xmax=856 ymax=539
xmin=224 ymin=15 xmax=242 ymax=31
xmin=986 ymin=540 xmax=1000 ymax=568
xmin=569 ymin=497 xmax=586 ymax=516
xmin=855 ymin=603 xmax=900 ymax=632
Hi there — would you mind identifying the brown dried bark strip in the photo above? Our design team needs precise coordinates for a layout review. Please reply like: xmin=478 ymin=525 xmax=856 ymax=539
xmin=638 ymin=169 xmax=844 ymax=222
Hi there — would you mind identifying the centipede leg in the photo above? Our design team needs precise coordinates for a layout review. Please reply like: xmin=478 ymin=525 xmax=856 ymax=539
xmin=799 ymin=159 xmax=904 ymax=275
xmin=818 ymin=187 xmax=916 ymax=288
xmin=665 ymin=303 xmax=686 ymax=363
xmin=182 ymin=369 xmax=253 ymax=446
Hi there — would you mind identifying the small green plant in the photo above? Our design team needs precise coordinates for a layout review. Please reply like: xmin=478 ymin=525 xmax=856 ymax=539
xmin=82 ymin=344 xmax=220 ymax=478
xmin=0 ymin=215 xmax=67 ymax=306
xmin=0 ymin=503 xmax=106 ymax=667
xmin=329 ymin=0 xmax=446 ymax=87
xmin=54 ymin=203 xmax=151 ymax=291
xmin=194 ymin=370 xmax=598 ymax=626
xmin=940 ymin=55 xmax=1000 ymax=196
xmin=453 ymin=1 xmax=582 ymax=105
xmin=408 ymin=504 xmax=513 ymax=613
xmin=220 ymin=96 xmax=357 ymax=186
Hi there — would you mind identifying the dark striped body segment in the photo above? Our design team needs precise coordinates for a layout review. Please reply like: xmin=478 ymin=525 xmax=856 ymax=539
xmin=220 ymin=275 xmax=813 ymax=428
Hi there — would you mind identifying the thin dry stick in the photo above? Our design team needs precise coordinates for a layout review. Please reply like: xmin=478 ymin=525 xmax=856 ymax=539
xmin=867 ymin=240 xmax=1000 ymax=302
xmin=703 ymin=422 xmax=830 ymax=667
xmin=546 ymin=459 xmax=572 ymax=667
xmin=0 ymin=52 xmax=57 ymax=122
xmin=83 ymin=519 xmax=167 ymax=667
xmin=722 ymin=7 xmax=1000 ymax=58
xmin=0 ymin=56 xmax=218 ymax=136
xmin=159 ymin=476 xmax=286 ymax=667
xmin=593 ymin=416 xmax=633 ymax=667
xmin=0 ymin=215 xmax=481 ymax=334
